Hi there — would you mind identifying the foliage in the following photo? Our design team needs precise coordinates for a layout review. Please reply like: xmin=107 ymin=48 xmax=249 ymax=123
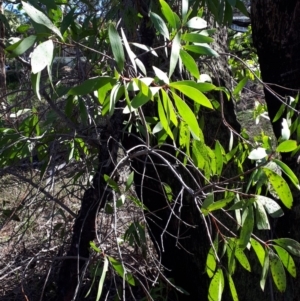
xmin=1 ymin=0 xmax=300 ymax=300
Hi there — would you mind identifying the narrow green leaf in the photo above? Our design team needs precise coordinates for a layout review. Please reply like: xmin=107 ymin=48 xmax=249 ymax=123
xmin=206 ymin=246 xmax=217 ymax=278
xmin=202 ymin=193 xmax=214 ymax=209
xmin=31 ymin=72 xmax=41 ymax=100
xmin=68 ymin=77 xmax=116 ymax=96
xmin=239 ymin=206 xmax=254 ymax=249
xmin=7 ymin=35 xmax=36 ymax=58
xmin=153 ymin=66 xmax=169 ymax=84
xmin=186 ymin=16 xmax=207 ymax=29
xmin=276 ymin=140 xmax=297 ymax=153
xmin=269 ymin=251 xmax=286 ymax=292
xmin=21 ymin=1 xmax=63 ymax=39
xmin=250 ymin=238 xmax=265 ymax=267
xmin=108 ymin=24 xmax=125 ymax=72
xmin=170 ymin=82 xmax=213 ymax=109
xmin=121 ymin=28 xmax=137 ymax=73
xmin=108 ymin=256 xmax=135 ymax=286
xmin=125 ymin=172 xmax=134 ymax=192
xmin=274 ymin=245 xmax=296 ymax=278
xmin=182 ymin=33 xmax=214 ymax=43
xmin=103 ymin=174 xmax=120 ymax=193
xmin=159 ymin=0 xmax=177 ymax=29
xmin=184 ymin=44 xmax=219 ymax=57
xmin=207 ymin=197 xmax=234 ymax=212
xmin=255 ymin=201 xmax=270 ymax=230
xmin=169 ymin=30 xmax=181 ymax=77
xmin=95 ymin=257 xmax=109 ymax=301
xmin=227 ymin=274 xmax=239 ymax=301
xmin=158 ymin=96 xmax=174 ymax=139
xmin=233 ymin=76 xmax=248 ymax=96
xmin=180 ymin=49 xmax=199 ymax=79
xmin=262 ymin=167 xmax=293 ymax=209
xmin=61 ymin=7 xmax=75 ymax=34
xmin=273 ymin=103 xmax=286 ymax=123
xmin=208 ymin=268 xmax=224 ymax=301
xmin=273 ymin=158 xmax=300 ymax=189
xmin=150 ymin=12 xmax=169 ymax=39
xmin=273 ymin=238 xmax=300 ymax=257
xmin=260 ymin=249 xmax=269 ymax=291
xmin=131 ymin=78 xmax=152 ymax=108
xmin=172 ymin=92 xmax=201 ymax=140
xmin=235 ymin=247 xmax=251 ymax=271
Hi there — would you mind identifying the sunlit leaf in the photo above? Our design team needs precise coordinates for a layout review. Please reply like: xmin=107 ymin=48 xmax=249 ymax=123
xmin=169 ymin=30 xmax=181 ymax=77
xmin=269 ymin=251 xmax=286 ymax=292
xmin=255 ymin=195 xmax=284 ymax=218
xmin=262 ymin=168 xmax=293 ymax=209
xmin=208 ymin=268 xmax=224 ymax=301
xmin=150 ymin=12 xmax=169 ymax=39
xmin=170 ymin=81 xmax=213 ymax=109
xmin=108 ymin=256 xmax=135 ymax=286
xmin=276 ymin=140 xmax=297 ymax=153
xmin=180 ymin=49 xmax=200 ymax=79
xmin=250 ymin=238 xmax=265 ymax=267
xmin=186 ymin=17 xmax=207 ymax=29
xmin=248 ymin=147 xmax=267 ymax=160
xmin=274 ymin=245 xmax=296 ymax=278
xmin=227 ymin=274 xmax=239 ymax=301
xmin=159 ymin=0 xmax=177 ymax=29
xmin=260 ymin=249 xmax=269 ymax=291
xmin=182 ymin=33 xmax=214 ymax=43
xmin=255 ymin=201 xmax=270 ymax=230
xmin=184 ymin=44 xmax=219 ymax=57
xmin=153 ymin=66 xmax=169 ymax=84
xmin=273 ymin=238 xmax=300 ymax=257
xmin=22 ymin=1 xmax=63 ymax=39
xmin=235 ymin=247 xmax=251 ymax=271
xmin=31 ymin=40 xmax=54 ymax=74
xmin=239 ymin=206 xmax=254 ymax=249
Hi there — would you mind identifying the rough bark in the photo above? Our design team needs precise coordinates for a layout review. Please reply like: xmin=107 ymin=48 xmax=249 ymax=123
xmin=0 ymin=1 xmax=6 ymax=102
xmin=252 ymin=1 xmax=300 ymax=300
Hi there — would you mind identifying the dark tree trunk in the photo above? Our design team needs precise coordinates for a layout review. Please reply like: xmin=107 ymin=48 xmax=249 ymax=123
xmin=252 ymin=1 xmax=300 ymax=300
xmin=0 ymin=1 xmax=6 ymax=101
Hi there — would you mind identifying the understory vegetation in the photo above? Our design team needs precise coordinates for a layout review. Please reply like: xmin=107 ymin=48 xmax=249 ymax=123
xmin=1 ymin=1 xmax=300 ymax=301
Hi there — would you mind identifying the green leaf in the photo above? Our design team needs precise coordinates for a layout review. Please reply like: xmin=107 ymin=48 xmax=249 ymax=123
xmin=262 ymin=167 xmax=293 ymax=209
xmin=260 ymin=249 xmax=269 ymax=291
xmin=206 ymin=246 xmax=217 ymax=278
xmin=182 ymin=33 xmax=214 ymax=43
xmin=273 ymin=103 xmax=286 ymax=123
xmin=235 ymin=247 xmax=251 ymax=271
xmin=153 ymin=66 xmax=169 ymax=84
xmin=269 ymin=251 xmax=286 ymax=292
xmin=227 ymin=274 xmax=239 ymax=301
xmin=159 ymin=0 xmax=177 ymax=29
xmin=131 ymin=78 xmax=153 ymax=108
xmin=184 ymin=44 xmax=219 ymax=57
xmin=235 ymin=0 xmax=249 ymax=17
xmin=169 ymin=30 xmax=181 ymax=77
xmin=170 ymin=81 xmax=213 ymax=109
xmin=158 ymin=96 xmax=174 ymax=139
xmin=108 ymin=24 xmax=125 ymax=72
xmin=208 ymin=268 xmax=224 ymax=301
xmin=31 ymin=40 xmax=54 ymax=74
xmin=90 ymin=241 xmax=101 ymax=252
xmin=276 ymin=140 xmax=297 ymax=152
xmin=68 ymin=77 xmax=115 ymax=96
xmin=239 ymin=206 xmax=254 ymax=249
xmin=250 ymin=238 xmax=265 ymax=267
xmin=108 ymin=256 xmax=135 ymax=286
xmin=273 ymin=238 xmax=300 ymax=257
xmin=207 ymin=197 xmax=234 ymax=212
xmin=96 ymin=257 xmax=108 ymax=301
xmin=121 ymin=28 xmax=137 ymax=73
xmin=255 ymin=201 xmax=270 ymax=230
xmin=61 ymin=7 xmax=75 ymax=34
xmin=233 ymin=76 xmax=248 ymax=96
xmin=125 ymin=172 xmax=134 ymax=192
xmin=255 ymin=195 xmax=284 ymax=218
xmin=180 ymin=49 xmax=200 ymax=79
xmin=103 ymin=174 xmax=120 ymax=193
xmin=172 ymin=92 xmax=201 ymax=140
xmin=202 ymin=193 xmax=214 ymax=209
xmin=21 ymin=1 xmax=63 ymax=39
xmin=7 ymin=35 xmax=36 ymax=58
xmin=150 ymin=12 xmax=169 ymax=39
xmin=274 ymin=245 xmax=296 ymax=278
xmin=31 ymin=72 xmax=41 ymax=100
xmin=273 ymin=159 xmax=300 ymax=190
xmin=16 ymin=24 xmax=31 ymax=33
xmin=186 ymin=17 xmax=207 ymax=29
xmin=161 ymin=89 xmax=178 ymax=126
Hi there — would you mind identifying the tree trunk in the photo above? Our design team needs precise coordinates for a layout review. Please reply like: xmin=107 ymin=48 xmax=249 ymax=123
xmin=0 ymin=1 xmax=6 ymax=102
xmin=252 ymin=1 xmax=300 ymax=300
